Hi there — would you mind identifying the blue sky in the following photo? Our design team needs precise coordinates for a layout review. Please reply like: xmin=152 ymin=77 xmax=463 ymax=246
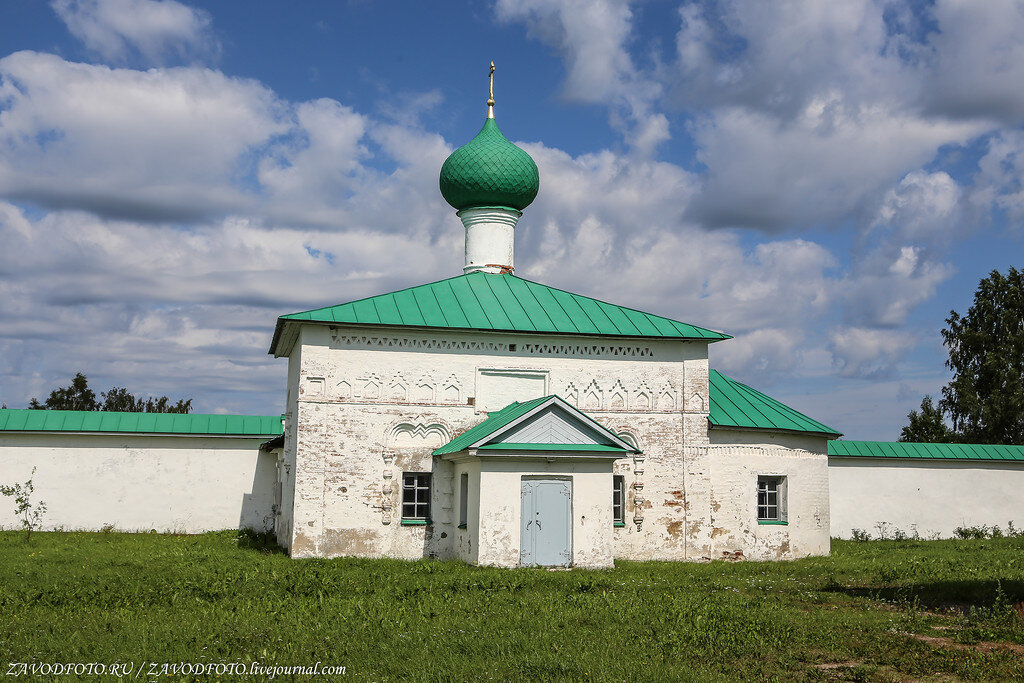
xmin=2 ymin=0 xmax=1023 ymax=439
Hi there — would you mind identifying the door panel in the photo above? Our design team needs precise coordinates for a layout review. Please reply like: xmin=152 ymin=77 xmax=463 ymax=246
xmin=520 ymin=479 xmax=572 ymax=567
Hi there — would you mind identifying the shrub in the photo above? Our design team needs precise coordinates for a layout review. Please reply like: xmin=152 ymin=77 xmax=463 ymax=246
xmin=851 ymin=528 xmax=871 ymax=542
xmin=0 ymin=467 xmax=47 ymax=542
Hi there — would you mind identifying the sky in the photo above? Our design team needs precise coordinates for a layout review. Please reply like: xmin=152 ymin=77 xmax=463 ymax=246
xmin=1 ymin=0 xmax=1023 ymax=439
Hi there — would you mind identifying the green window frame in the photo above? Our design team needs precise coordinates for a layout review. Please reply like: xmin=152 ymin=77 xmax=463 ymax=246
xmin=612 ymin=475 xmax=625 ymax=527
xmin=401 ymin=472 xmax=432 ymax=524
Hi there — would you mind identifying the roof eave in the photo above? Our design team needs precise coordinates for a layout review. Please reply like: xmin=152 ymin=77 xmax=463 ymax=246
xmin=270 ymin=317 xmax=728 ymax=346
xmin=709 ymin=422 xmax=843 ymax=440
xmin=269 ymin=318 xmax=299 ymax=357
xmin=0 ymin=430 xmax=279 ymax=438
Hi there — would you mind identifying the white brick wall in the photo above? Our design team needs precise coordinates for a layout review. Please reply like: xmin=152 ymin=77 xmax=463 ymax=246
xmin=283 ymin=323 xmax=829 ymax=563
xmin=705 ymin=428 xmax=831 ymax=560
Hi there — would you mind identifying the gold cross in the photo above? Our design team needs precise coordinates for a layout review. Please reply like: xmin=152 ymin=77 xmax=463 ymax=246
xmin=487 ymin=61 xmax=495 ymax=118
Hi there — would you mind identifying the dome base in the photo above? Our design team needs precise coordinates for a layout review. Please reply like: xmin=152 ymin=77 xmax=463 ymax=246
xmin=459 ymin=207 xmax=521 ymax=274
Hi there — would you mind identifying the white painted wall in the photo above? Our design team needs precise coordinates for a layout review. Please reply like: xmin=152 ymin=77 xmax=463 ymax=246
xmin=285 ymin=324 xmax=715 ymax=561
xmin=460 ymin=207 xmax=519 ymax=274
xmin=705 ymin=429 xmax=831 ymax=560
xmin=452 ymin=458 xmax=481 ymax=564
xmin=0 ymin=433 xmax=278 ymax=533
xmin=477 ymin=457 xmax=614 ymax=568
xmin=829 ymin=457 xmax=1024 ymax=539
xmin=710 ymin=428 xmax=830 ymax=453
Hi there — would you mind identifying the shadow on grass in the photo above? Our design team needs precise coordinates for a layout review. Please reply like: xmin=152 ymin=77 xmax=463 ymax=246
xmin=824 ymin=579 xmax=1024 ymax=613
xmin=236 ymin=528 xmax=287 ymax=555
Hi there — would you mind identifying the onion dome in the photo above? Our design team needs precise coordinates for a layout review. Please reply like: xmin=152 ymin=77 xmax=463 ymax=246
xmin=439 ymin=64 xmax=539 ymax=212
xmin=440 ymin=118 xmax=539 ymax=211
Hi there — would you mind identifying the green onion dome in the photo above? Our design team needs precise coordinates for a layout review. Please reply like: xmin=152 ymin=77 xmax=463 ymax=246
xmin=439 ymin=117 xmax=540 ymax=212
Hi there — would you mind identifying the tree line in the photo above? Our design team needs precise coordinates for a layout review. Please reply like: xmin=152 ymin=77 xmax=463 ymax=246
xmin=25 ymin=372 xmax=192 ymax=413
xmin=901 ymin=266 xmax=1023 ymax=445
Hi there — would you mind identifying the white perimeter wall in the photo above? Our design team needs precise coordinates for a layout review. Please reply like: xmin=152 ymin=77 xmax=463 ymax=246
xmin=0 ymin=432 xmax=277 ymax=533
xmin=829 ymin=457 xmax=1024 ymax=539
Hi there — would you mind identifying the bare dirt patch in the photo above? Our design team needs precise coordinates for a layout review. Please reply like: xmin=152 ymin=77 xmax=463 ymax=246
xmin=812 ymin=661 xmax=861 ymax=670
xmin=902 ymin=632 xmax=1024 ymax=654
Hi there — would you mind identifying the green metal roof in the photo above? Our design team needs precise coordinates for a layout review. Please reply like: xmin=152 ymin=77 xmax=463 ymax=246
xmin=708 ymin=370 xmax=841 ymax=437
xmin=433 ymin=395 xmax=637 ymax=456
xmin=271 ymin=271 xmax=730 ymax=354
xmin=828 ymin=440 xmax=1024 ymax=461
xmin=440 ymin=117 xmax=539 ymax=211
xmin=0 ymin=409 xmax=283 ymax=437
xmin=433 ymin=395 xmax=551 ymax=455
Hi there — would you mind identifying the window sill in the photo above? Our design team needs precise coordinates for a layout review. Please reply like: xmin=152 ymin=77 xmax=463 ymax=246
xmin=757 ymin=520 xmax=788 ymax=526
xmin=401 ymin=519 xmax=431 ymax=526
xmin=457 ymin=524 xmax=467 ymax=530
xmin=613 ymin=522 xmax=626 ymax=528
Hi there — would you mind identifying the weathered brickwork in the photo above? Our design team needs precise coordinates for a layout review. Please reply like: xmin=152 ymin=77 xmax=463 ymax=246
xmin=704 ymin=428 xmax=831 ymax=560
xmin=279 ymin=324 xmax=828 ymax=565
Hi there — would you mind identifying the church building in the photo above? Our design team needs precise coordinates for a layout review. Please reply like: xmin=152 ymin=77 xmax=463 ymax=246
xmin=6 ymin=72 xmax=1021 ymax=563
xmin=265 ymin=74 xmax=841 ymax=567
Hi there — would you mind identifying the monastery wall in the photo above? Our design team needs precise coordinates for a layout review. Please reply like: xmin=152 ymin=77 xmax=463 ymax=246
xmin=829 ymin=457 xmax=1024 ymax=539
xmin=0 ymin=433 xmax=277 ymax=533
xmin=283 ymin=324 xmax=715 ymax=562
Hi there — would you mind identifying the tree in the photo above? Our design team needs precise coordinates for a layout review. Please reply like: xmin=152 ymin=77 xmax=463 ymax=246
xmin=29 ymin=372 xmax=97 ymax=410
xmin=29 ymin=373 xmax=192 ymax=414
xmin=98 ymin=386 xmax=191 ymax=413
xmin=899 ymin=395 xmax=955 ymax=443
xmin=940 ymin=267 xmax=1024 ymax=445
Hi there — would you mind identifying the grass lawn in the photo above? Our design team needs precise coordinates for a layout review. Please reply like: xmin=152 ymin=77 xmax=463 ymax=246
xmin=1 ymin=532 xmax=1023 ymax=681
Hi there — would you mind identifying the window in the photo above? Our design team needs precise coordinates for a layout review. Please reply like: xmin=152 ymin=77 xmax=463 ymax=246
xmin=458 ymin=472 xmax=469 ymax=529
xmin=401 ymin=472 xmax=431 ymax=525
xmin=612 ymin=475 xmax=625 ymax=527
xmin=757 ymin=476 xmax=787 ymax=524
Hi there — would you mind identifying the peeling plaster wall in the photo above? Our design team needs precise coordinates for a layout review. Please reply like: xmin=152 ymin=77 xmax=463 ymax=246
xmin=275 ymin=349 xmax=302 ymax=551
xmin=829 ymin=458 xmax=1024 ymax=539
xmin=0 ymin=433 xmax=277 ymax=533
xmin=709 ymin=428 xmax=829 ymax=453
xmin=285 ymin=323 xmax=823 ymax=564
xmin=452 ymin=459 xmax=481 ymax=563
xmin=704 ymin=432 xmax=830 ymax=561
xmin=286 ymin=324 xmax=713 ymax=562
xmin=478 ymin=458 xmax=613 ymax=568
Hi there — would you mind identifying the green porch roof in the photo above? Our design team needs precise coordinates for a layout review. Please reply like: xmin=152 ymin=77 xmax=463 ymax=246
xmin=0 ymin=409 xmax=283 ymax=437
xmin=270 ymin=271 xmax=729 ymax=355
xmin=828 ymin=440 xmax=1024 ymax=461
xmin=432 ymin=395 xmax=637 ymax=456
xmin=708 ymin=370 xmax=841 ymax=437
xmin=433 ymin=395 xmax=551 ymax=455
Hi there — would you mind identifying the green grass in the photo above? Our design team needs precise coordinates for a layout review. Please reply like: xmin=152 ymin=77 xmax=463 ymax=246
xmin=2 ymin=532 xmax=1023 ymax=681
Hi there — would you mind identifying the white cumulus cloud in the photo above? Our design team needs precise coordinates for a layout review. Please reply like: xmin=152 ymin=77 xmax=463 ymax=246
xmin=51 ymin=0 xmax=218 ymax=65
